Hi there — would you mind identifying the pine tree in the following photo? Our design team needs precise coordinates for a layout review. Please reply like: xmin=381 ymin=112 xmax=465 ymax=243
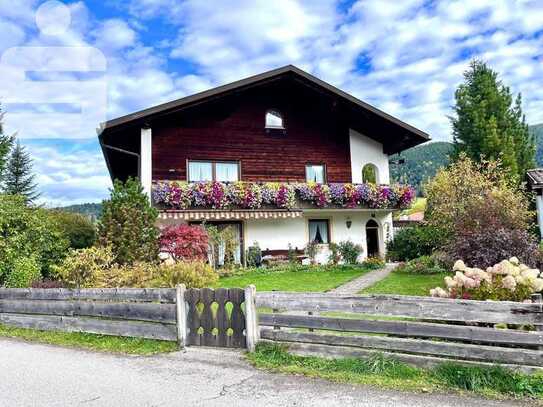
xmin=0 ymin=106 xmax=14 ymax=182
xmin=451 ymin=60 xmax=535 ymax=180
xmin=4 ymin=140 xmax=39 ymax=202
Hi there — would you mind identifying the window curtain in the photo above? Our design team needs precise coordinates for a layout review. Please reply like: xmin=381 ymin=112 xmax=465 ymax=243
xmin=189 ymin=162 xmax=212 ymax=182
xmin=309 ymin=220 xmax=328 ymax=244
xmin=216 ymin=224 xmax=241 ymax=266
xmin=216 ymin=163 xmax=238 ymax=182
xmin=306 ymin=165 xmax=324 ymax=183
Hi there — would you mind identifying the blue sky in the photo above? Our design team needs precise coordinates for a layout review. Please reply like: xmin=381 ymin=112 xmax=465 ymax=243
xmin=1 ymin=0 xmax=543 ymax=206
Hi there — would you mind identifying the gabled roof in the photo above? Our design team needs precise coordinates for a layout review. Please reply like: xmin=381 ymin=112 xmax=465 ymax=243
xmin=527 ymin=168 xmax=543 ymax=188
xmin=99 ymin=65 xmax=430 ymax=148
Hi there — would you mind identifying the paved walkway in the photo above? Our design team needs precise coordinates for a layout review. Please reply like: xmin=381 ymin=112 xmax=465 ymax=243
xmin=0 ymin=339 xmax=533 ymax=407
xmin=329 ymin=263 xmax=398 ymax=295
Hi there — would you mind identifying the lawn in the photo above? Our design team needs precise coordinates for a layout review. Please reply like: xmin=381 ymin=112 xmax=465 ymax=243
xmin=218 ymin=265 xmax=370 ymax=292
xmin=359 ymin=271 xmax=447 ymax=296
xmin=0 ymin=324 xmax=178 ymax=355
xmin=249 ymin=343 xmax=543 ymax=399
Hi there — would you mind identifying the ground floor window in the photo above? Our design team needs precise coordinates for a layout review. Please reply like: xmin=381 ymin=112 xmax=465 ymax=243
xmin=308 ymin=219 xmax=330 ymax=244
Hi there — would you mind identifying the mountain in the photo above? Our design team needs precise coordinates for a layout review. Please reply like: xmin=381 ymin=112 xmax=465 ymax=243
xmin=57 ymin=202 xmax=102 ymax=222
xmin=530 ymin=124 xmax=543 ymax=167
xmin=389 ymin=141 xmax=454 ymax=194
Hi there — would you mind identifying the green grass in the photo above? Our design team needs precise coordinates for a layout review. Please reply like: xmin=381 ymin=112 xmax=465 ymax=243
xmin=249 ymin=343 xmax=543 ymax=399
xmin=218 ymin=265 xmax=370 ymax=292
xmin=360 ymin=271 xmax=447 ymax=296
xmin=396 ymin=197 xmax=426 ymax=219
xmin=0 ymin=324 xmax=179 ymax=355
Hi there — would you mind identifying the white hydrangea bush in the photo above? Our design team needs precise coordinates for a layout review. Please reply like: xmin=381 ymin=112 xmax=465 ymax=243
xmin=430 ymin=257 xmax=543 ymax=301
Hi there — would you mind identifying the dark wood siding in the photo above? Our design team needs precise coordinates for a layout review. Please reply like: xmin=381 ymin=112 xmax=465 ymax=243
xmin=152 ymin=81 xmax=352 ymax=183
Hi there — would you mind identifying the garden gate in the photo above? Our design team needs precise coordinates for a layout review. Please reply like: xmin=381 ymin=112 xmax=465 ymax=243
xmin=184 ymin=287 xmax=247 ymax=348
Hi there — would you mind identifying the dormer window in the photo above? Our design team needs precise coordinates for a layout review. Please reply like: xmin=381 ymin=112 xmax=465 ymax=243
xmin=265 ymin=109 xmax=284 ymax=129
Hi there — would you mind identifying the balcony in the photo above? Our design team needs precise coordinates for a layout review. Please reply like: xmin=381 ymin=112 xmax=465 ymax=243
xmin=152 ymin=181 xmax=415 ymax=220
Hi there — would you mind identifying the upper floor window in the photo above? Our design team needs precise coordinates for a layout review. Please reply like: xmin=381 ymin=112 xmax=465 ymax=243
xmin=265 ymin=109 xmax=284 ymax=129
xmin=188 ymin=160 xmax=239 ymax=182
xmin=306 ymin=164 xmax=326 ymax=184
xmin=362 ymin=163 xmax=379 ymax=184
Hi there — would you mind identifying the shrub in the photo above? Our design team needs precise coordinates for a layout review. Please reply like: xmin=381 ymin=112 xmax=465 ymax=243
xmin=338 ymin=240 xmax=362 ymax=264
xmin=49 ymin=210 xmax=96 ymax=249
xmin=386 ymin=226 xmax=444 ymax=262
xmin=4 ymin=256 xmax=41 ymax=288
xmin=0 ymin=194 xmax=69 ymax=282
xmin=430 ymin=257 xmax=543 ymax=301
xmin=159 ymin=224 xmax=209 ymax=262
xmin=246 ymin=242 xmax=262 ymax=267
xmin=152 ymin=261 xmax=218 ymax=288
xmin=97 ymin=178 xmax=159 ymax=265
xmin=362 ymin=256 xmax=385 ymax=270
xmin=328 ymin=242 xmax=340 ymax=265
xmin=444 ymin=221 xmax=540 ymax=269
xmin=51 ymin=246 xmax=115 ymax=288
xmin=396 ymin=255 xmax=447 ymax=275
xmin=32 ymin=279 xmax=64 ymax=289
xmin=304 ymin=241 xmax=319 ymax=264
xmin=425 ymin=155 xmax=532 ymax=237
xmin=95 ymin=261 xmax=157 ymax=288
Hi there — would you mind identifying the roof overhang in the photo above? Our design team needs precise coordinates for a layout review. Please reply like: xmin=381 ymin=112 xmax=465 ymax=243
xmin=99 ymin=65 xmax=430 ymax=152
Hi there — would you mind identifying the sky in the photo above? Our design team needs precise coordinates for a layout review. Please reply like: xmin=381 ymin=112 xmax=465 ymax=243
xmin=0 ymin=0 xmax=542 ymax=207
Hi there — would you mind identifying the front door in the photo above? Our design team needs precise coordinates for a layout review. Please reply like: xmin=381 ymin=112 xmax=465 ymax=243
xmin=366 ymin=219 xmax=380 ymax=257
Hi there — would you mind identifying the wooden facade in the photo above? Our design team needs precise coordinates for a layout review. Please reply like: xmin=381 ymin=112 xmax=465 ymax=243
xmin=151 ymin=81 xmax=353 ymax=183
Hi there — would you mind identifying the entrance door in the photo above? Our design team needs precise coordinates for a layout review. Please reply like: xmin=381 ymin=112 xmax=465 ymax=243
xmin=366 ymin=219 xmax=380 ymax=257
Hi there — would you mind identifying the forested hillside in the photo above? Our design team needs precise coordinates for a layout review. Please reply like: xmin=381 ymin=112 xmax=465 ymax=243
xmin=58 ymin=203 xmax=102 ymax=222
xmin=389 ymin=141 xmax=453 ymax=194
xmin=530 ymin=124 xmax=543 ymax=166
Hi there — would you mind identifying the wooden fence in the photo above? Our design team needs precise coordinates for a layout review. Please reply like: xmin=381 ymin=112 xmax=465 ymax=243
xmin=0 ymin=286 xmax=259 ymax=350
xmin=256 ymin=292 xmax=543 ymax=373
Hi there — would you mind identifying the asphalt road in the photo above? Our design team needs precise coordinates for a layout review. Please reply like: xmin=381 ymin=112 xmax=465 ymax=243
xmin=0 ymin=338 xmax=535 ymax=406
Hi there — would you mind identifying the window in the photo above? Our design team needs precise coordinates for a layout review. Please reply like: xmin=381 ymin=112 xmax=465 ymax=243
xmin=306 ymin=164 xmax=326 ymax=183
xmin=188 ymin=161 xmax=212 ymax=182
xmin=188 ymin=160 xmax=239 ymax=182
xmin=362 ymin=163 xmax=379 ymax=184
xmin=265 ymin=109 xmax=284 ymax=129
xmin=216 ymin=162 xmax=239 ymax=182
xmin=308 ymin=219 xmax=330 ymax=244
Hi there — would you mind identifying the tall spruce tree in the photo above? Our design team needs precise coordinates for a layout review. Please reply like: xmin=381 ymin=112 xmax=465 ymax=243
xmin=0 ymin=107 xmax=14 ymax=182
xmin=451 ymin=60 xmax=535 ymax=180
xmin=4 ymin=140 xmax=39 ymax=202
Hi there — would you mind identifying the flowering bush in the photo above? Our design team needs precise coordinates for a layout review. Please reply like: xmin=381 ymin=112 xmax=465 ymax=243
xmin=430 ymin=257 xmax=543 ymax=301
xmin=159 ymin=224 xmax=209 ymax=262
xmin=152 ymin=181 xmax=415 ymax=210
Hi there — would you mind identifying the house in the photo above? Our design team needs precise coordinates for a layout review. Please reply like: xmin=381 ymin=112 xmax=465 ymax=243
xmin=527 ymin=169 xmax=543 ymax=239
xmin=98 ymin=65 xmax=429 ymax=264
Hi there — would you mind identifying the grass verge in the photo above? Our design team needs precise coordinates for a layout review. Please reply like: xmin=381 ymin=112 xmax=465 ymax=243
xmin=0 ymin=324 xmax=178 ymax=355
xmin=248 ymin=343 xmax=543 ymax=400
xmin=360 ymin=271 xmax=447 ymax=296
xmin=218 ymin=265 xmax=370 ymax=292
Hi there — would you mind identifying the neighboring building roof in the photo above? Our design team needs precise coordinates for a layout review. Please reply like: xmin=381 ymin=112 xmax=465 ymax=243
xmin=527 ymin=169 xmax=543 ymax=188
xmin=99 ymin=65 xmax=430 ymax=147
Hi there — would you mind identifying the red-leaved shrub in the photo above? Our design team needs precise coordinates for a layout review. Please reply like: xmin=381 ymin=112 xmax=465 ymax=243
xmin=159 ymin=225 xmax=209 ymax=262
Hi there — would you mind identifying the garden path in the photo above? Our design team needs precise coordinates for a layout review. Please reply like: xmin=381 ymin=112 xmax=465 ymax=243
xmin=329 ymin=263 xmax=398 ymax=294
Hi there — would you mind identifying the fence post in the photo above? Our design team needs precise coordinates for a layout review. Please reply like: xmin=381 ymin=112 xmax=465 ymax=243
xmin=245 ymin=284 xmax=259 ymax=352
xmin=176 ymin=284 xmax=187 ymax=350
xmin=532 ymin=293 xmax=543 ymax=351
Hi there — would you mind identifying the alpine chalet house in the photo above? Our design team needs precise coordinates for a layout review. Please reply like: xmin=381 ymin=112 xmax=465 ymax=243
xmin=98 ymin=65 xmax=429 ymax=264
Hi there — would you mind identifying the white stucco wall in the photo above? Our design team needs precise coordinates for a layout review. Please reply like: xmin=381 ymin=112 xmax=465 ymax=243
xmin=349 ymin=129 xmax=390 ymax=184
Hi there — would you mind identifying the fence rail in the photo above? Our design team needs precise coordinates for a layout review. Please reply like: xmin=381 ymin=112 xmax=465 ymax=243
xmin=257 ymin=291 xmax=543 ymax=373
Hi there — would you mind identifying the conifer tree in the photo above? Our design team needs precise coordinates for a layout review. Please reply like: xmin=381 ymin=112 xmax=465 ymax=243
xmin=4 ymin=140 xmax=39 ymax=203
xmin=0 ymin=106 xmax=14 ymax=182
xmin=451 ymin=60 xmax=535 ymax=180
